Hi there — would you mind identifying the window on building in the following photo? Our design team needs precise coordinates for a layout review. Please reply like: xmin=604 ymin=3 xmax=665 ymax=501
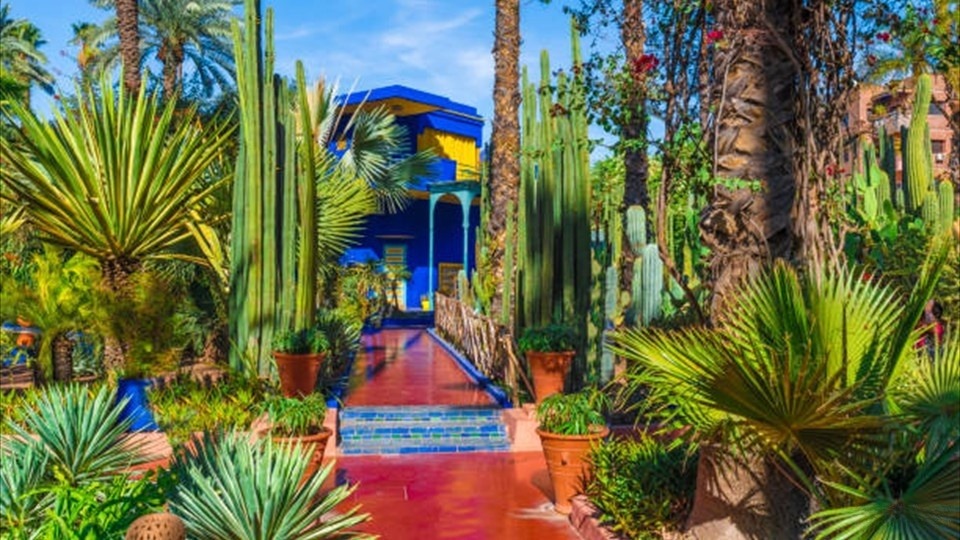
xmin=928 ymin=103 xmax=944 ymax=116
xmin=932 ymin=140 xmax=946 ymax=162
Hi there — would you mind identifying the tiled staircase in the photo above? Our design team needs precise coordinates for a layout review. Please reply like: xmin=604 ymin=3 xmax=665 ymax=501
xmin=338 ymin=405 xmax=511 ymax=455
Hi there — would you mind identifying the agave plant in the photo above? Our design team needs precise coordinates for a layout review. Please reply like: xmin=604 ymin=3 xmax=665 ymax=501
xmin=609 ymin=242 xmax=950 ymax=537
xmin=0 ymin=76 xmax=234 ymax=291
xmin=0 ymin=384 xmax=152 ymax=533
xmin=0 ymin=76 xmax=234 ymax=369
xmin=165 ymin=432 xmax=372 ymax=539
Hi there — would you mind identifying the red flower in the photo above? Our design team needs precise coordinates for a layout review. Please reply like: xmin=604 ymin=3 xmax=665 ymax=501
xmin=631 ymin=54 xmax=659 ymax=76
xmin=867 ymin=54 xmax=878 ymax=66
xmin=706 ymin=29 xmax=724 ymax=44
xmin=877 ymin=31 xmax=891 ymax=42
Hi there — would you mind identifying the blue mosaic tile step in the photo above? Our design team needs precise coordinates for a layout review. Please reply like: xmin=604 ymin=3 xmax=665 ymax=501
xmin=338 ymin=406 xmax=511 ymax=455
xmin=340 ymin=440 xmax=511 ymax=455
xmin=340 ymin=405 xmax=502 ymax=423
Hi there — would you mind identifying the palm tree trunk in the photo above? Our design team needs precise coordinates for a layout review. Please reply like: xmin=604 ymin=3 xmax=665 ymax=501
xmin=618 ymin=0 xmax=649 ymax=298
xmin=101 ymin=257 xmax=139 ymax=372
xmin=487 ymin=0 xmax=521 ymax=323
xmin=701 ymin=0 xmax=798 ymax=318
xmin=161 ymin=43 xmax=184 ymax=102
xmin=52 ymin=333 xmax=74 ymax=383
xmin=685 ymin=446 xmax=810 ymax=539
xmin=115 ymin=0 xmax=141 ymax=94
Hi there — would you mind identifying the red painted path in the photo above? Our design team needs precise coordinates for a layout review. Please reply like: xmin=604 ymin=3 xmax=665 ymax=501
xmin=334 ymin=328 xmax=581 ymax=539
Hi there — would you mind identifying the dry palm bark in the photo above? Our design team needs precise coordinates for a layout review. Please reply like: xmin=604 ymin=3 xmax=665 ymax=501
xmin=701 ymin=0 xmax=798 ymax=318
xmin=115 ymin=0 xmax=141 ymax=93
xmin=487 ymin=0 xmax=521 ymax=322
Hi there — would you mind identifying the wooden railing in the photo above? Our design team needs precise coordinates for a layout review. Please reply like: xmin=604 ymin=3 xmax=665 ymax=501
xmin=434 ymin=293 xmax=533 ymax=404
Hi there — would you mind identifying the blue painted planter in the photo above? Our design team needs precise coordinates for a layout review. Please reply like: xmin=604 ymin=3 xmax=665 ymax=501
xmin=116 ymin=378 xmax=159 ymax=431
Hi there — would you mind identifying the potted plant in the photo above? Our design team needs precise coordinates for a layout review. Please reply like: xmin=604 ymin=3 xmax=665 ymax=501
xmin=272 ymin=327 xmax=328 ymax=397
xmin=536 ymin=389 xmax=609 ymax=514
xmin=518 ymin=324 xmax=578 ymax=403
xmin=263 ymin=393 xmax=333 ymax=479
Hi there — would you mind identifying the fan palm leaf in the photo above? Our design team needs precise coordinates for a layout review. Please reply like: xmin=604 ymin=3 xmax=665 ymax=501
xmin=610 ymin=244 xmax=950 ymax=499
xmin=0 ymin=78 xmax=235 ymax=277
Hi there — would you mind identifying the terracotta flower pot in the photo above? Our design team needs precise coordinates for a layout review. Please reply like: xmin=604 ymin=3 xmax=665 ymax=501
xmin=537 ymin=426 xmax=609 ymax=514
xmin=526 ymin=351 xmax=574 ymax=404
xmin=273 ymin=352 xmax=325 ymax=398
xmin=272 ymin=427 xmax=334 ymax=480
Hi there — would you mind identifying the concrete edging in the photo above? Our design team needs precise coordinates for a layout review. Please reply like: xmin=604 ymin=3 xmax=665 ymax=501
xmin=569 ymin=495 xmax=623 ymax=540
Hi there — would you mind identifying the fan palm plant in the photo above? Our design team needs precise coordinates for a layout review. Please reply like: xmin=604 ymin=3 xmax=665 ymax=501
xmin=164 ymin=432 xmax=373 ymax=539
xmin=0 ymin=77 xmax=235 ymax=369
xmin=609 ymin=241 xmax=951 ymax=538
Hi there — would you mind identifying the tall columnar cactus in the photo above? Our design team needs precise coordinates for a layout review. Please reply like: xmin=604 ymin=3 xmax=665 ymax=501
xmin=937 ymin=180 xmax=956 ymax=234
xmin=878 ymin=125 xmax=898 ymax=205
xmin=517 ymin=20 xmax=592 ymax=384
xmin=922 ymin=189 xmax=941 ymax=230
xmin=626 ymin=206 xmax=646 ymax=251
xmin=905 ymin=73 xmax=934 ymax=212
xmin=640 ymin=243 xmax=663 ymax=325
xmin=229 ymin=0 xmax=321 ymax=373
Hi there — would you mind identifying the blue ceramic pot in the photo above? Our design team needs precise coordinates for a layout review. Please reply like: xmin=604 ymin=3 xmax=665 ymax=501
xmin=116 ymin=378 xmax=159 ymax=431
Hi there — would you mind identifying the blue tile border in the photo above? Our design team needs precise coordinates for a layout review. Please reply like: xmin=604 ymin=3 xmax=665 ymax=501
xmin=425 ymin=328 xmax=513 ymax=408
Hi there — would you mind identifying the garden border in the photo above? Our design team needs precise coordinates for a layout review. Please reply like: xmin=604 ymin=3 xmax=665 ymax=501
xmin=425 ymin=328 xmax=512 ymax=408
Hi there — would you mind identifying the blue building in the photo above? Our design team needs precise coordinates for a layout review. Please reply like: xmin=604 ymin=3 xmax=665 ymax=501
xmin=336 ymin=86 xmax=484 ymax=310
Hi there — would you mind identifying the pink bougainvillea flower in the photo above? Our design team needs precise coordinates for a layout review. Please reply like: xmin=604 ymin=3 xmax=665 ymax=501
xmin=631 ymin=53 xmax=659 ymax=76
xmin=706 ymin=29 xmax=724 ymax=44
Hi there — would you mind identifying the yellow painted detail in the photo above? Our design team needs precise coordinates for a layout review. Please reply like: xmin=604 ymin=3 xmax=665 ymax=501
xmin=417 ymin=128 xmax=480 ymax=180
xmin=342 ymin=98 xmax=440 ymax=117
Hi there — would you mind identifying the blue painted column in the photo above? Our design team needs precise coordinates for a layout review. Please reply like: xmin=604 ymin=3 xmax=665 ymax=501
xmin=457 ymin=192 xmax=473 ymax=273
xmin=428 ymin=192 xmax=440 ymax=310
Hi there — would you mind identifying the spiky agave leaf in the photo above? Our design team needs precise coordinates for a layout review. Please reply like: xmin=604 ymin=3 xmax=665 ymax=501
xmin=3 ymin=385 xmax=139 ymax=485
xmin=0 ymin=75 xmax=235 ymax=268
xmin=165 ymin=432 xmax=372 ymax=540
xmin=0 ymin=438 xmax=50 ymax=534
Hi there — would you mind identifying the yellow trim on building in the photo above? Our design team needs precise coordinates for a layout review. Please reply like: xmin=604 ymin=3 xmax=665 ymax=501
xmin=417 ymin=128 xmax=480 ymax=180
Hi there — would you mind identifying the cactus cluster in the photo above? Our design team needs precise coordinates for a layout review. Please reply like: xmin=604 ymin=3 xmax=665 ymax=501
xmin=228 ymin=0 xmax=323 ymax=373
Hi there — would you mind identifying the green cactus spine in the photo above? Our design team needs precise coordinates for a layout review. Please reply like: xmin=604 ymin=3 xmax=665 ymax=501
xmin=640 ymin=243 xmax=663 ymax=325
xmin=905 ymin=74 xmax=933 ymax=212
xmin=938 ymin=180 xmax=955 ymax=234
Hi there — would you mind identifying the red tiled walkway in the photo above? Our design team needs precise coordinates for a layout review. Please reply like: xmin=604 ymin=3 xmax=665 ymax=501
xmin=344 ymin=328 xmax=496 ymax=407
xmin=335 ymin=328 xmax=582 ymax=539
xmin=336 ymin=451 xmax=581 ymax=540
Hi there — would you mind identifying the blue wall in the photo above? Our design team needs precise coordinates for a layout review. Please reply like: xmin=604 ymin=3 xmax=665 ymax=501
xmin=357 ymin=197 xmax=479 ymax=308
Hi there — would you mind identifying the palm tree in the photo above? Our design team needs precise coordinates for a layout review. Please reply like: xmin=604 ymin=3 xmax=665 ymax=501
xmin=0 ymin=3 xmax=52 ymax=107
xmin=486 ymin=0 xmax=521 ymax=322
xmin=90 ymin=0 xmax=237 ymax=101
xmin=610 ymin=243 xmax=951 ymax=538
xmin=70 ymin=22 xmax=102 ymax=86
xmin=91 ymin=0 xmax=143 ymax=93
xmin=698 ymin=0 xmax=799 ymax=316
xmin=0 ymin=79 xmax=235 ymax=369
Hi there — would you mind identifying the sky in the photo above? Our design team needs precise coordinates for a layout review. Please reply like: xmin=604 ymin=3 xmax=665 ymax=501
xmin=10 ymin=0 xmax=622 ymax=152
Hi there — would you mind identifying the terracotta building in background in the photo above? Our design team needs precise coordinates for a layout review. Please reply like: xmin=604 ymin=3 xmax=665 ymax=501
xmin=842 ymin=73 xmax=958 ymax=183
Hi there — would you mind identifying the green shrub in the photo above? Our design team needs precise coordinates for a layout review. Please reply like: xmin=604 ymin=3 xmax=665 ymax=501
xmin=517 ymin=323 xmax=578 ymax=353
xmin=271 ymin=327 xmax=329 ymax=355
xmin=587 ymin=436 xmax=697 ymax=539
xmin=264 ymin=393 xmax=328 ymax=437
xmin=150 ymin=373 xmax=272 ymax=447
xmin=536 ymin=388 xmax=607 ymax=435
